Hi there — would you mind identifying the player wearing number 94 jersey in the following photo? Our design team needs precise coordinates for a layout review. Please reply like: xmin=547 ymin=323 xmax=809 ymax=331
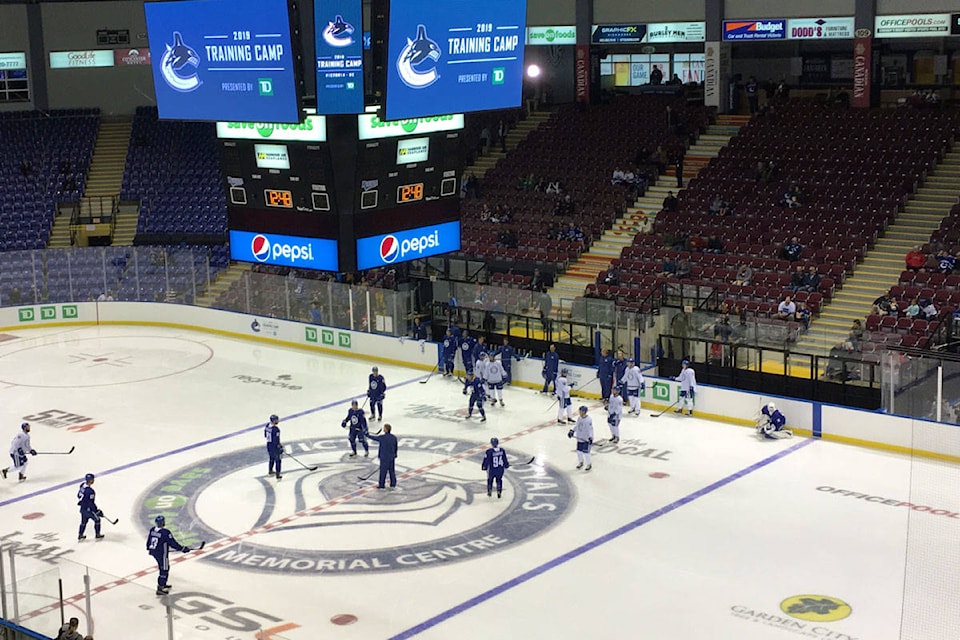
xmin=481 ymin=437 xmax=510 ymax=498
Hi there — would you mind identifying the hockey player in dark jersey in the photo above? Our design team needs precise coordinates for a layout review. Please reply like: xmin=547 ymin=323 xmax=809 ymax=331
xmin=264 ymin=414 xmax=282 ymax=480
xmin=458 ymin=330 xmax=477 ymax=375
xmin=368 ymin=366 xmax=387 ymax=421
xmin=481 ymin=437 xmax=510 ymax=498
xmin=441 ymin=329 xmax=458 ymax=377
xmin=463 ymin=372 xmax=487 ymax=422
xmin=341 ymin=400 xmax=370 ymax=457
xmin=77 ymin=473 xmax=104 ymax=541
xmin=596 ymin=347 xmax=615 ymax=407
xmin=146 ymin=515 xmax=193 ymax=595
xmin=496 ymin=336 xmax=522 ymax=384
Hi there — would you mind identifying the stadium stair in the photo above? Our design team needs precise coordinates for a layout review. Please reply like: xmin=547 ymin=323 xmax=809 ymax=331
xmin=192 ymin=262 xmax=252 ymax=308
xmin=463 ymin=110 xmax=552 ymax=179
xmin=795 ymin=148 xmax=960 ymax=356
xmin=547 ymin=114 xmax=751 ymax=308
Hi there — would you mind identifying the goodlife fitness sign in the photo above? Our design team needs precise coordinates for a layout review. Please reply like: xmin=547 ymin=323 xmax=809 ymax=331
xmin=874 ymin=13 xmax=952 ymax=38
xmin=49 ymin=50 xmax=115 ymax=68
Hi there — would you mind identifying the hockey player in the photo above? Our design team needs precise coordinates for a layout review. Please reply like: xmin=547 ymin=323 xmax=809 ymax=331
xmin=412 ymin=316 xmax=428 ymax=341
xmin=2 ymin=423 xmax=36 ymax=482
xmin=496 ymin=336 xmax=522 ymax=385
xmin=485 ymin=355 xmax=508 ymax=406
xmin=474 ymin=352 xmax=491 ymax=392
xmin=541 ymin=343 xmax=560 ymax=394
xmin=368 ymin=366 xmax=386 ymax=421
xmin=463 ymin=372 xmax=487 ymax=422
xmin=555 ymin=369 xmax=575 ymax=424
xmin=757 ymin=402 xmax=792 ymax=439
xmin=264 ymin=414 xmax=282 ymax=480
xmin=77 ymin=473 xmax=104 ymax=541
xmin=481 ymin=437 xmax=510 ymax=498
xmin=612 ymin=351 xmax=629 ymax=394
xmin=471 ymin=335 xmax=488 ymax=368
xmin=606 ymin=386 xmax=624 ymax=444
xmin=620 ymin=358 xmax=645 ymax=415
xmin=567 ymin=405 xmax=594 ymax=471
xmin=441 ymin=329 xmax=457 ymax=377
xmin=341 ymin=400 xmax=370 ymax=457
xmin=458 ymin=330 xmax=477 ymax=375
xmin=597 ymin=347 xmax=614 ymax=407
xmin=674 ymin=360 xmax=697 ymax=416
xmin=146 ymin=515 xmax=194 ymax=595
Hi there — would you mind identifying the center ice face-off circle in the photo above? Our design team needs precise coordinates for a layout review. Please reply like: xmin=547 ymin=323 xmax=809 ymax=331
xmin=138 ymin=436 xmax=574 ymax=574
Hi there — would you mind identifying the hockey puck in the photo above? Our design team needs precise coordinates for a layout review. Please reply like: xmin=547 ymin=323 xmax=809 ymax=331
xmin=330 ymin=614 xmax=358 ymax=626
xmin=22 ymin=512 xmax=44 ymax=520
xmin=648 ymin=472 xmax=670 ymax=479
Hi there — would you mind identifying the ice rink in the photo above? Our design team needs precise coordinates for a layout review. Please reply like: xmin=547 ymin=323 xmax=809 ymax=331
xmin=1 ymin=324 xmax=958 ymax=640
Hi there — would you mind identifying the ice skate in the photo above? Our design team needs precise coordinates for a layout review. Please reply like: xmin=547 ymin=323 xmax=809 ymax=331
xmin=576 ymin=461 xmax=583 ymax=469
xmin=585 ymin=464 xmax=592 ymax=471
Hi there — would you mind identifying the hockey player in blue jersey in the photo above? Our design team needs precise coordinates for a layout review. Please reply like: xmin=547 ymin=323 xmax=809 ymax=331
xmin=674 ymin=360 xmax=697 ymax=416
xmin=458 ymin=330 xmax=477 ymax=375
xmin=481 ymin=437 xmax=510 ymax=498
xmin=496 ymin=336 xmax=522 ymax=384
xmin=757 ymin=402 xmax=792 ymax=439
xmin=606 ymin=386 xmax=624 ymax=444
xmin=463 ymin=372 xmax=487 ymax=422
xmin=471 ymin=335 xmax=488 ymax=368
xmin=612 ymin=351 xmax=629 ymax=395
xmin=264 ymin=414 xmax=282 ymax=480
xmin=567 ymin=406 xmax=594 ymax=471
xmin=368 ymin=366 xmax=386 ymax=421
xmin=146 ymin=515 xmax=193 ymax=595
xmin=2 ymin=422 xmax=36 ymax=482
xmin=77 ymin=473 xmax=104 ymax=541
xmin=441 ymin=329 xmax=457 ymax=377
xmin=597 ymin=347 xmax=614 ymax=407
xmin=541 ymin=343 xmax=560 ymax=394
xmin=342 ymin=400 xmax=370 ymax=457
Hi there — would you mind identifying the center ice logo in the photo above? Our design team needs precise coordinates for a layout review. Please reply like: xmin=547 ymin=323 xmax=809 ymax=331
xmin=138 ymin=436 xmax=573 ymax=574
xmin=160 ymin=31 xmax=202 ymax=93
xmin=396 ymin=24 xmax=441 ymax=89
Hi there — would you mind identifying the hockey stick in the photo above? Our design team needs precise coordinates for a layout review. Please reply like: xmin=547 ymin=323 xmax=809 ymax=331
xmin=187 ymin=541 xmax=206 ymax=551
xmin=419 ymin=364 xmax=439 ymax=384
xmin=101 ymin=513 xmax=119 ymax=525
xmin=283 ymin=451 xmax=319 ymax=472
xmin=519 ymin=456 xmax=537 ymax=465
xmin=35 ymin=446 xmax=75 ymax=455
xmin=357 ymin=467 xmax=379 ymax=482
xmin=650 ymin=399 xmax=681 ymax=418
xmin=368 ymin=428 xmax=383 ymax=436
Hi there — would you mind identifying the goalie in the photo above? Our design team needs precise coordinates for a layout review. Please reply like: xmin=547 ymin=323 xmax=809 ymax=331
xmin=757 ymin=402 xmax=792 ymax=439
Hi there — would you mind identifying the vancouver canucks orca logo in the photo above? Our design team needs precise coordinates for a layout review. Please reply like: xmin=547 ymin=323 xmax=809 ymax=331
xmin=159 ymin=31 xmax=202 ymax=93
xmin=322 ymin=15 xmax=355 ymax=48
xmin=396 ymin=24 xmax=441 ymax=89
xmin=138 ymin=435 xmax=573 ymax=574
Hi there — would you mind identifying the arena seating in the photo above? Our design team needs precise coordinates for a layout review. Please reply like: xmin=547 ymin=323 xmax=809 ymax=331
xmin=120 ymin=106 xmax=227 ymax=237
xmin=0 ymin=109 xmax=99 ymax=250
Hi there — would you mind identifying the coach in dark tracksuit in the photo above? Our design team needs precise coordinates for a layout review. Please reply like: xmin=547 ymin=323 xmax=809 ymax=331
xmin=367 ymin=424 xmax=398 ymax=489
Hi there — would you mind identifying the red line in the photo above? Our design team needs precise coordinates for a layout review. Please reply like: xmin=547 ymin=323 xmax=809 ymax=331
xmin=20 ymin=411 xmax=583 ymax=622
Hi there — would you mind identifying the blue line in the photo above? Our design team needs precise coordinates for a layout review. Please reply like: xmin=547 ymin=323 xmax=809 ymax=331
xmin=0 ymin=375 xmax=425 ymax=508
xmin=389 ymin=437 xmax=815 ymax=640
xmin=812 ymin=402 xmax=822 ymax=438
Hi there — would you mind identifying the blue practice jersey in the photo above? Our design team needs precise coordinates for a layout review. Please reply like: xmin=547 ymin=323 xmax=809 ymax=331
xmin=482 ymin=447 xmax=510 ymax=474
xmin=458 ymin=335 xmax=477 ymax=360
xmin=368 ymin=374 xmax=386 ymax=399
xmin=412 ymin=322 xmax=427 ymax=340
xmin=442 ymin=336 xmax=458 ymax=359
xmin=613 ymin=358 xmax=628 ymax=385
xmin=465 ymin=377 xmax=486 ymax=400
xmin=77 ymin=483 xmax=97 ymax=511
xmin=146 ymin=526 xmax=185 ymax=559
xmin=471 ymin=341 xmax=489 ymax=365
xmin=597 ymin=353 xmax=614 ymax=380
xmin=762 ymin=405 xmax=787 ymax=428
xmin=543 ymin=351 xmax=560 ymax=375
xmin=497 ymin=344 xmax=519 ymax=367
xmin=265 ymin=424 xmax=281 ymax=451
xmin=343 ymin=407 xmax=368 ymax=434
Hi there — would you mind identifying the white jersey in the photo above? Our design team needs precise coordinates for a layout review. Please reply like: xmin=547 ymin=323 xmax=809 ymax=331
xmin=474 ymin=358 xmax=490 ymax=381
xmin=485 ymin=360 xmax=506 ymax=384
xmin=555 ymin=376 xmax=572 ymax=400
xmin=10 ymin=431 xmax=31 ymax=456
xmin=676 ymin=367 xmax=697 ymax=392
xmin=607 ymin=395 xmax=624 ymax=420
xmin=573 ymin=416 xmax=594 ymax=442
xmin=620 ymin=366 xmax=644 ymax=390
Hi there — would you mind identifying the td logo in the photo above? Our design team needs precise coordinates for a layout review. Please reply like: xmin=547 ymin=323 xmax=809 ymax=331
xmin=492 ymin=67 xmax=505 ymax=85
xmin=258 ymin=78 xmax=274 ymax=96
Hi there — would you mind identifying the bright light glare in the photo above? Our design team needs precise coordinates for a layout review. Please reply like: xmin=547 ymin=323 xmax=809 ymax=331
xmin=526 ymin=64 xmax=541 ymax=79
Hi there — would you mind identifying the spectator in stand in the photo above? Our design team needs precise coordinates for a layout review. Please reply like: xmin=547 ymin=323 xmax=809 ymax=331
xmin=801 ymin=265 xmax=821 ymax=293
xmin=659 ymin=257 xmax=677 ymax=277
xmin=707 ymin=195 xmax=726 ymax=216
xmin=714 ymin=315 xmax=734 ymax=342
xmin=905 ymin=245 xmax=927 ymax=272
xmin=781 ymin=238 xmax=803 ymax=262
xmin=873 ymin=290 xmax=897 ymax=316
xmin=753 ymin=161 xmax=767 ymax=182
xmin=662 ymin=190 xmax=678 ymax=212
xmin=745 ymin=76 xmax=760 ymax=114
xmin=795 ymin=302 xmax=811 ymax=331
xmin=786 ymin=195 xmax=801 ymax=209
xmin=848 ymin=319 xmax=864 ymax=350
xmin=310 ymin=301 xmax=323 ymax=324
xmin=762 ymin=160 xmax=779 ymax=183
xmin=651 ymin=145 xmax=669 ymax=175
xmin=565 ymin=223 xmax=584 ymax=243
xmin=611 ymin=167 xmax=625 ymax=185
xmin=734 ymin=264 xmax=753 ymax=286
xmin=688 ymin=234 xmax=707 ymax=252
xmin=530 ymin=269 xmax=546 ymax=293
xmin=788 ymin=265 xmax=806 ymax=291
xmin=545 ymin=178 xmax=562 ymax=195
xmin=776 ymin=295 xmax=796 ymax=320
xmin=707 ymin=236 xmax=724 ymax=254
xmin=602 ymin=267 xmax=620 ymax=286
xmin=675 ymin=258 xmax=692 ymax=280
xmin=920 ymin=298 xmax=938 ymax=320
xmin=497 ymin=119 xmax=507 ymax=153
xmin=650 ymin=64 xmax=663 ymax=85
xmin=667 ymin=73 xmax=682 ymax=85
xmin=674 ymin=153 xmax=684 ymax=188
xmin=904 ymin=298 xmax=921 ymax=319
xmin=936 ymin=249 xmax=956 ymax=274
xmin=479 ymin=126 xmax=490 ymax=155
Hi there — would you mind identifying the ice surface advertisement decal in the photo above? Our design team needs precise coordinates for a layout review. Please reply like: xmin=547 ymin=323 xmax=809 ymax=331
xmin=138 ymin=436 xmax=573 ymax=574
xmin=730 ymin=594 xmax=855 ymax=637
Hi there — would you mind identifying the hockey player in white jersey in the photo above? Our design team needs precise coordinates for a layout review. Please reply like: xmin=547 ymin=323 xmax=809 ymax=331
xmin=474 ymin=352 xmax=491 ymax=393
xmin=555 ymin=369 xmax=575 ymax=424
xmin=568 ymin=406 xmax=594 ymax=471
xmin=674 ymin=360 xmax=697 ymax=416
xmin=619 ymin=358 xmax=645 ymax=415
xmin=757 ymin=402 xmax=792 ymax=439
xmin=606 ymin=386 xmax=624 ymax=443
xmin=2 ymin=423 xmax=36 ymax=482
xmin=485 ymin=355 xmax=508 ymax=406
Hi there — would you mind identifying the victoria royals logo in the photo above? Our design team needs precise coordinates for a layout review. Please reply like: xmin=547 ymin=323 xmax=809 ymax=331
xmin=251 ymin=234 xmax=271 ymax=262
xmin=322 ymin=15 xmax=355 ymax=48
xmin=138 ymin=435 xmax=573 ymax=574
xmin=396 ymin=24 xmax=441 ymax=89
xmin=159 ymin=31 xmax=202 ymax=92
xmin=379 ymin=235 xmax=400 ymax=264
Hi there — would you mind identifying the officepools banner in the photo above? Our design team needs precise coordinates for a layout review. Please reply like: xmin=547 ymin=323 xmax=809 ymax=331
xmin=526 ymin=26 xmax=576 ymax=46
xmin=216 ymin=115 xmax=327 ymax=141
xmin=357 ymin=113 xmax=464 ymax=140
xmin=229 ymin=230 xmax=339 ymax=271
xmin=787 ymin=17 xmax=854 ymax=40
xmin=0 ymin=53 xmax=27 ymax=70
xmin=722 ymin=20 xmax=786 ymax=41
xmin=355 ymin=221 xmax=460 ymax=270
xmin=874 ymin=14 xmax=952 ymax=38
xmin=852 ymin=37 xmax=871 ymax=109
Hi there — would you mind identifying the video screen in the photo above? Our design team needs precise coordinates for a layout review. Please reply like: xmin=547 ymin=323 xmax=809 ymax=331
xmin=144 ymin=0 xmax=302 ymax=122
xmin=254 ymin=144 xmax=291 ymax=170
xmin=383 ymin=0 xmax=527 ymax=120
xmin=315 ymin=0 xmax=365 ymax=114
xmin=396 ymin=136 xmax=429 ymax=164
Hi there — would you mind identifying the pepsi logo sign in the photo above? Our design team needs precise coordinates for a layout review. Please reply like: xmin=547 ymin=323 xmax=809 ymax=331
xmin=252 ymin=234 xmax=271 ymax=262
xmin=380 ymin=235 xmax=400 ymax=263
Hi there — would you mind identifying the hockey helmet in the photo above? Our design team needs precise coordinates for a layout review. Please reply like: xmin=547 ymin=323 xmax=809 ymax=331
xmin=627 ymin=357 xmax=635 ymax=363
xmin=372 ymin=366 xmax=379 ymax=372
xmin=85 ymin=473 xmax=95 ymax=482
xmin=579 ymin=405 xmax=588 ymax=413
xmin=351 ymin=399 xmax=359 ymax=408
xmin=490 ymin=437 xmax=499 ymax=447
xmin=767 ymin=402 xmax=776 ymax=412
xmin=560 ymin=368 xmax=568 ymax=375
xmin=681 ymin=359 xmax=690 ymax=366
xmin=480 ymin=352 xmax=488 ymax=359
xmin=154 ymin=515 xmax=165 ymax=527
xmin=269 ymin=414 xmax=279 ymax=423
xmin=21 ymin=422 xmax=30 ymax=430
xmin=612 ymin=386 xmax=621 ymax=393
